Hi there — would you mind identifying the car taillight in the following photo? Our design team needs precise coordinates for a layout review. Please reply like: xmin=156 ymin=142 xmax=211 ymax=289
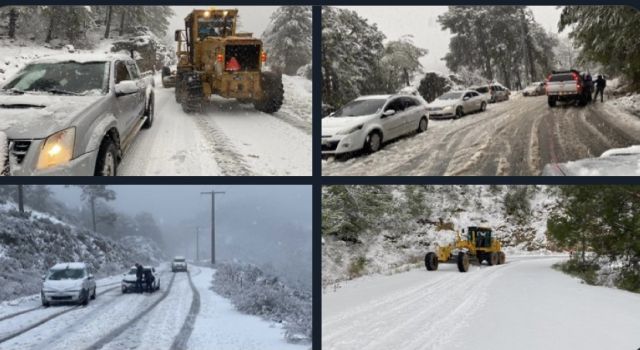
xmin=260 ymin=51 xmax=267 ymax=62
xmin=216 ymin=54 xmax=224 ymax=63
xmin=572 ymin=72 xmax=579 ymax=81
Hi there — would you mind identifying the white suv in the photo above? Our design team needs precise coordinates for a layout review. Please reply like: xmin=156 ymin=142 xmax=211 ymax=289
xmin=172 ymin=256 xmax=188 ymax=272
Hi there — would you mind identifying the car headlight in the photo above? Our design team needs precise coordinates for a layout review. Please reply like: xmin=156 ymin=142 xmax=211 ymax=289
xmin=337 ymin=124 xmax=364 ymax=135
xmin=442 ymin=106 xmax=453 ymax=112
xmin=37 ymin=127 xmax=75 ymax=169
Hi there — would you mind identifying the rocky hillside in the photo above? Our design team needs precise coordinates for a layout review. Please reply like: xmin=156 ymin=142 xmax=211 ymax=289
xmin=0 ymin=202 xmax=165 ymax=301
xmin=322 ymin=185 xmax=561 ymax=287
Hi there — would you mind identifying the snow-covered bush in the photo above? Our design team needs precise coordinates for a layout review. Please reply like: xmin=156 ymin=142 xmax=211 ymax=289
xmin=296 ymin=63 xmax=312 ymax=80
xmin=212 ymin=262 xmax=311 ymax=344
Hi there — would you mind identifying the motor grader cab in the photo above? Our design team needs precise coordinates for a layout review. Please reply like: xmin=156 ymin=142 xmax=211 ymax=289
xmin=424 ymin=226 xmax=506 ymax=272
xmin=170 ymin=8 xmax=284 ymax=113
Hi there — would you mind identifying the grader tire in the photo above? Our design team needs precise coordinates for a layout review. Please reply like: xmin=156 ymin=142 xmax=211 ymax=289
xmin=477 ymin=253 xmax=484 ymax=265
xmin=457 ymin=252 xmax=470 ymax=272
xmin=498 ymin=251 xmax=506 ymax=265
xmin=253 ymin=71 xmax=284 ymax=114
xmin=425 ymin=252 xmax=439 ymax=271
xmin=488 ymin=252 xmax=498 ymax=266
xmin=181 ymin=74 xmax=204 ymax=114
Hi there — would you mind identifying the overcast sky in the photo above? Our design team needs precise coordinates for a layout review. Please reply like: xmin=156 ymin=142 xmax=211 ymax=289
xmin=168 ymin=6 xmax=280 ymax=40
xmin=339 ymin=6 xmax=564 ymax=74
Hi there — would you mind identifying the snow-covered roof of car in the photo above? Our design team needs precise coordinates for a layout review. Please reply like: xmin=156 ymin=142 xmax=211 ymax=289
xmin=29 ymin=53 xmax=133 ymax=64
xmin=174 ymin=256 xmax=186 ymax=259
xmin=600 ymin=145 xmax=640 ymax=157
xmin=50 ymin=262 xmax=87 ymax=270
xmin=355 ymin=95 xmax=392 ymax=101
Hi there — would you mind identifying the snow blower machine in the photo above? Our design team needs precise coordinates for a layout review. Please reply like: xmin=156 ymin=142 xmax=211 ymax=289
xmin=424 ymin=226 xmax=506 ymax=272
xmin=169 ymin=8 xmax=284 ymax=113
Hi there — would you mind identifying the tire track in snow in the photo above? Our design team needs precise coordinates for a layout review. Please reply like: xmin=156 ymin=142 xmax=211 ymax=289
xmin=84 ymin=273 xmax=177 ymax=350
xmin=0 ymin=286 xmax=120 ymax=345
xmin=170 ymin=268 xmax=202 ymax=350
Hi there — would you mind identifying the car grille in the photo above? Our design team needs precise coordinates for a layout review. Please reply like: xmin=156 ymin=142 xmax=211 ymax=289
xmin=427 ymin=107 xmax=442 ymax=112
xmin=321 ymin=141 xmax=339 ymax=151
xmin=51 ymin=295 xmax=73 ymax=300
xmin=11 ymin=140 xmax=31 ymax=164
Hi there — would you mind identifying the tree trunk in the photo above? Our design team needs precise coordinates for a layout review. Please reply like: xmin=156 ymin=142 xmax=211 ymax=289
xmin=104 ymin=6 xmax=113 ymax=39
xmin=119 ymin=10 xmax=126 ymax=36
xmin=8 ymin=9 xmax=18 ymax=39
xmin=90 ymin=196 xmax=96 ymax=232
xmin=17 ymin=185 xmax=24 ymax=213
xmin=45 ymin=12 xmax=55 ymax=43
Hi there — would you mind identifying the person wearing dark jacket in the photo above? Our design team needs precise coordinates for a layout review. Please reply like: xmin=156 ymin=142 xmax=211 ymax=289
xmin=594 ymin=75 xmax=606 ymax=103
xmin=135 ymin=263 xmax=144 ymax=293
xmin=144 ymin=268 xmax=155 ymax=292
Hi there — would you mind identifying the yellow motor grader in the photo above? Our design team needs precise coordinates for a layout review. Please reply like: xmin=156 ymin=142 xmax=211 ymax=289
xmin=424 ymin=226 xmax=506 ymax=272
xmin=170 ymin=8 xmax=284 ymax=113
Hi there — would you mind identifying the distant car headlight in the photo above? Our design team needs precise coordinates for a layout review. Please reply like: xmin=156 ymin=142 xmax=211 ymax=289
xmin=37 ymin=127 xmax=75 ymax=169
xmin=337 ymin=124 xmax=364 ymax=135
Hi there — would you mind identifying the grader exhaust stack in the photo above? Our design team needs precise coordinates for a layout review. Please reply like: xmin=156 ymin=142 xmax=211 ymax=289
xmin=424 ymin=226 xmax=506 ymax=272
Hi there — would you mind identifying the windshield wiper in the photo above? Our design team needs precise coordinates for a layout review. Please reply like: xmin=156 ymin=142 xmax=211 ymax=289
xmin=46 ymin=88 xmax=81 ymax=96
xmin=2 ymin=88 xmax=25 ymax=95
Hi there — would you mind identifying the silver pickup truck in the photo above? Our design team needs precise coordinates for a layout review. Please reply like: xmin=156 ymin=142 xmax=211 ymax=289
xmin=0 ymin=53 xmax=154 ymax=175
xmin=545 ymin=70 xmax=590 ymax=107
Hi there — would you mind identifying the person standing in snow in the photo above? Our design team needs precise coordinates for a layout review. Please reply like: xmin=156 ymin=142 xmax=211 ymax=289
xmin=144 ymin=268 xmax=155 ymax=292
xmin=135 ymin=263 xmax=144 ymax=293
xmin=593 ymin=74 xmax=606 ymax=103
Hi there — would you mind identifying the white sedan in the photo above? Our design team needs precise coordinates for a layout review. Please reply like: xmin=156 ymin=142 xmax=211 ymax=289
xmin=322 ymin=94 xmax=429 ymax=155
xmin=427 ymin=90 xmax=487 ymax=119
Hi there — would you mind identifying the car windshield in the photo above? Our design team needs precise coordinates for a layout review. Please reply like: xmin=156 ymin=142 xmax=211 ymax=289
xmin=438 ymin=92 xmax=462 ymax=100
xmin=174 ymin=258 xmax=185 ymax=262
xmin=332 ymin=99 xmax=386 ymax=117
xmin=3 ymin=61 xmax=107 ymax=95
xmin=198 ymin=16 xmax=234 ymax=39
xmin=48 ymin=268 xmax=85 ymax=280
xmin=475 ymin=87 xmax=489 ymax=93
xmin=128 ymin=268 xmax=137 ymax=274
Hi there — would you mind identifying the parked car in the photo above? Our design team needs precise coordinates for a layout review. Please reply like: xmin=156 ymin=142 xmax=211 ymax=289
xmin=522 ymin=81 xmax=545 ymax=96
xmin=41 ymin=262 xmax=96 ymax=307
xmin=473 ymin=83 xmax=510 ymax=103
xmin=427 ymin=90 xmax=487 ymax=119
xmin=542 ymin=145 xmax=640 ymax=176
xmin=545 ymin=69 xmax=591 ymax=107
xmin=171 ymin=256 xmax=188 ymax=272
xmin=322 ymin=94 xmax=429 ymax=155
xmin=121 ymin=266 xmax=161 ymax=293
xmin=0 ymin=53 xmax=155 ymax=176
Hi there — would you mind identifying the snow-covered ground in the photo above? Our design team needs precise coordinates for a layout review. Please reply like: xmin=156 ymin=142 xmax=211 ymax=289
xmin=0 ymin=40 xmax=311 ymax=176
xmin=323 ymin=256 xmax=640 ymax=350
xmin=0 ymin=265 xmax=305 ymax=349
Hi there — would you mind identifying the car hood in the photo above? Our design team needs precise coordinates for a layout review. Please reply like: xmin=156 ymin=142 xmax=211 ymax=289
xmin=322 ymin=115 xmax=375 ymax=135
xmin=122 ymin=274 xmax=138 ymax=282
xmin=43 ymin=279 xmax=83 ymax=291
xmin=0 ymin=94 xmax=103 ymax=139
xmin=543 ymin=154 xmax=640 ymax=176
xmin=428 ymin=99 xmax=458 ymax=108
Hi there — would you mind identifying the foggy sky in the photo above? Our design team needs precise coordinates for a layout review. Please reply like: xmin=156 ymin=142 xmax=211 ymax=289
xmin=168 ymin=6 xmax=280 ymax=40
xmin=50 ymin=185 xmax=312 ymax=287
xmin=339 ymin=6 xmax=564 ymax=74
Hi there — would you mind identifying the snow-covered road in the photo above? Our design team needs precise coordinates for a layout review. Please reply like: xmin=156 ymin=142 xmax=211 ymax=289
xmin=323 ymin=256 xmax=640 ymax=350
xmin=0 ymin=265 xmax=305 ymax=350
xmin=119 ymin=76 xmax=311 ymax=176
xmin=323 ymin=95 xmax=640 ymax=176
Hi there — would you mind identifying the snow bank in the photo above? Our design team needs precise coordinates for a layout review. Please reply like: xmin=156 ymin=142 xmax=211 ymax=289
xmin=276 ymin=75 xmax=312 ymax=123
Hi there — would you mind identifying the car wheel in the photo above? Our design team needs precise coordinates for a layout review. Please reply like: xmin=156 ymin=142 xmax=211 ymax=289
xmin=122 ymin=286 xmax=127 ymax=294
xmin=41 ymin=291 xmax=50 ymax=307
xmin=91 ymin=287 xmax=96 ymax=300
xmin=143 ymin=93 xmax=154 ymax=129
xmin=81 ymin=290 xmax=89 ymax=306
xmin=364 ymin=131 xmax=382 ymax=153
xmin=455 ymin=106 xmax=463 ymax=119
xmin=94 ymin=136 xmax=118 ymax=176
xmin=480 ymin=101 xmax=487 ymax=112
xmin=417 ymin=117 xmax=428 ymax=133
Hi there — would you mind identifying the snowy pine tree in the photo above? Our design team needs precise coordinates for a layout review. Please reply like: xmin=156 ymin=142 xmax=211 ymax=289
xmin=262 ymin=6 xmax=312 ymax=76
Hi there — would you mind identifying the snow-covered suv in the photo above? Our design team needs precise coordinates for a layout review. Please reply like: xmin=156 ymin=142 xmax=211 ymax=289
xmin=171 ymin=256 xmax=188 ymax=272
xmin=0 ymin=53 xmax=154 ymax=176
xmin=41 ymin=262 xmax=96 ymax=306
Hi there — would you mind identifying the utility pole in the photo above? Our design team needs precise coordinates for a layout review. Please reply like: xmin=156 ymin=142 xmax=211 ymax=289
xmin=195 ymin=227 xmax=200 ymax=262
xmin=201 ymin=190 xmax=225 ymax=264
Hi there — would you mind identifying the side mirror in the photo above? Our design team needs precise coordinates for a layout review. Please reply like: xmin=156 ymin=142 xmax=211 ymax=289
xmin=174 ymin=29 xmax=183 ymax=42
xmin=383 ymin=109 xmax=396 ymax=117
xmin=463 ymin=96 xmax=470 ymax=101
xmin=329 ymin=112 xmax=335 ymax=117
xmin=88 ymin=274 xmax=94 ymax=280
xmin=114 ymin=80 xmax=139 ymax=97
